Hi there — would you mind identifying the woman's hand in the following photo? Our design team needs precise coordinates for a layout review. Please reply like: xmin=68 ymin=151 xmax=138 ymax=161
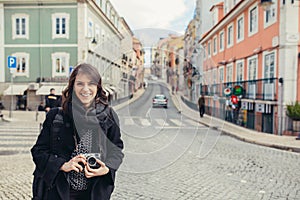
xmin=60 ymin=154 xmax=86 ymax=173
xmin=84 ymin=159 xmax=109 ymax=178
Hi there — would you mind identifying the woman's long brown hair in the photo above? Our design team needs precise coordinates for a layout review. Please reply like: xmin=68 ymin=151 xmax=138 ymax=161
xmin=61 ymin=63 xmax=108 ymax=113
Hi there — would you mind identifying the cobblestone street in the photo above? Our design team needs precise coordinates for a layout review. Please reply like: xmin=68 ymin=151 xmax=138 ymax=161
xmin=1 ymin=131 xmax=299 ymax=200
xmin=111 ymin=131 xmax=300 ymax=200
xmin=0 ymin=154 xmax=34 ymax=200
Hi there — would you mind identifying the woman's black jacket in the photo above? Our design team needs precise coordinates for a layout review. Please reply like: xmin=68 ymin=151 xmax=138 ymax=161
xmin=31 ymin=104 xmax=124 ymax=200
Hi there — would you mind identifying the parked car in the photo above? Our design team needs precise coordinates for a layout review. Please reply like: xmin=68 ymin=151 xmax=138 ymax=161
xmin=152 ymin=94 xmax=168 ymax=108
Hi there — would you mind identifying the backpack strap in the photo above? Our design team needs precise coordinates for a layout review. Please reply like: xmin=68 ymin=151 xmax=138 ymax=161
xmin=50 ymin=107 xmax=63 ymax=153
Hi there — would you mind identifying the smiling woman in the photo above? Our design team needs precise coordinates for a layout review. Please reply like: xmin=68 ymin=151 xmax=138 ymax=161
xmin=31 ymin=63 xmax=124 ymax=200
xmin=73 ymin=73 xmax=98 ymax=108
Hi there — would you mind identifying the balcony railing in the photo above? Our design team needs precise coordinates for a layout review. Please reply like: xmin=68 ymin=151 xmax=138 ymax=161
xmin=201 ymin=78 xmax=278 ymax=101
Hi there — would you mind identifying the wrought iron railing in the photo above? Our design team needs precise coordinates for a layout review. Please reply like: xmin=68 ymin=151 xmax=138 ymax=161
xmin=201 ymin=78 xmax=278 ymax=101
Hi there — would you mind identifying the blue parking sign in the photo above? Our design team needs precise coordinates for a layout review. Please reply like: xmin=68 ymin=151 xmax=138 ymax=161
xmin=7 ymin=56 xmax=17 ymax=68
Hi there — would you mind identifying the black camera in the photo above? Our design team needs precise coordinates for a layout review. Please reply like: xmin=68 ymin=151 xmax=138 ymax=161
xmin=84 ymin=153 xmax=101 ymax=169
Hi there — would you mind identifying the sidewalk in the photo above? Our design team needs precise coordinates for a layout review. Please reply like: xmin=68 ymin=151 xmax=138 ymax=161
xmin=169 ymin=89 xmax=300 ymax=153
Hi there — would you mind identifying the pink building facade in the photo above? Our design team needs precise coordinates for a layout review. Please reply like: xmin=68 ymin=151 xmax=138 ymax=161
xmin=199 ymin=0 xmax=300 ymax=135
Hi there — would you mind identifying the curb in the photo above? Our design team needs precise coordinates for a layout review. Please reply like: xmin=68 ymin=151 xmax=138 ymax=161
xmin=163 ymin=84 xmax=300 ymax=153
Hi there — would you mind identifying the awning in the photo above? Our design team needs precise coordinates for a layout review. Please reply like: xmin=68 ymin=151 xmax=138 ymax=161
xmin=3 ymin=84 xmax=28 ymax=95
xmin=36 ymin=85 xmax=67 ymax=95
xmin=104 ymin=86 xmax=114 ymax=95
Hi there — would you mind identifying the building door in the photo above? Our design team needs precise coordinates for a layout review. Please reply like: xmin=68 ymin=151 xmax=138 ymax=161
xmin=247 ymin=110 xmax=255 ymax=129
xmin=262 ymin=105 xmax=273 ymax=133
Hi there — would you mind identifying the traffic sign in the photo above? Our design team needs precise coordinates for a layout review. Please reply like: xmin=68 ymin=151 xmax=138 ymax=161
xmin=7 ymin=56 xmax=17 ymax=68
xmin=69 ymin=66 xmax=74 ymax=76
xmin=233 ymin=85 xmax=243 ymax=96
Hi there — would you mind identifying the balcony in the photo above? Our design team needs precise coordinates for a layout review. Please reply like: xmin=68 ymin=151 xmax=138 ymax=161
xmin=201 ymin=78 xmax=278 ymax=101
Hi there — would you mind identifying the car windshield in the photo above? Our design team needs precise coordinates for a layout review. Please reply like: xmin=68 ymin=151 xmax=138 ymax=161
xmin=155 ymin=95 xmax=166 ymax=99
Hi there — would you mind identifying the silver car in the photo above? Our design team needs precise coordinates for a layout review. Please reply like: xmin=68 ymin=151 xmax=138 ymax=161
xmin=152 ymin=94 xmax=168 ymax=108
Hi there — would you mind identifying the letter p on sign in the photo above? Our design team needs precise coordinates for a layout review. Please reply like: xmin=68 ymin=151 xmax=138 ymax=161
xmin=8 ymin=56 xmax=17 ymax=69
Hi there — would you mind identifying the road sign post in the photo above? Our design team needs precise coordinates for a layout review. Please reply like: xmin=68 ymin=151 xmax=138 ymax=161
xmin=7 ymin=56 xmax=17 ymax=118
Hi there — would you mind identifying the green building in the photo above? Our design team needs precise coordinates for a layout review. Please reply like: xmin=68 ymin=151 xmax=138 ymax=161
xmin=0 ymin=0 xmax=130 ymax=111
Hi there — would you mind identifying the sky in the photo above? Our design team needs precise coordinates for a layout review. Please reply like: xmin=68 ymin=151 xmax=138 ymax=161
xmin=109 ymin=0 xmax=196 ymax=66
xmin=109 ymin=0 xmax=196 ymax=35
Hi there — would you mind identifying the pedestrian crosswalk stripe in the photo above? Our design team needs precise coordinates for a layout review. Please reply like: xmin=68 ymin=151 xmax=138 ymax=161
xmin=121 ymin=117 xmax=206 ymax=128
xmin=169 ymin=119 xmax=185 ymax=127
xmin=185 ymin=119 xmax=204 ymax=127
xmin=140 ymin=118 xmax=151 ymax=126
xmin=155 ymin=119 xmax=169 ymax=126
xmin=124 ymin=118 xmax=135 ymax=125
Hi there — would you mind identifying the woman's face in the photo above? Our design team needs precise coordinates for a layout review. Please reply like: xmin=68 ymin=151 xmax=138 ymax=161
xmin=74 ymin=73 xmax=98 ymax=108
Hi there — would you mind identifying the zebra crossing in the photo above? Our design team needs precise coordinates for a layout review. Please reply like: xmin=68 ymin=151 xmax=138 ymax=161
xmin=0 ymin=122 xmax=40 ymax=155
xmin=0 ymin=117 xmax=206 ymax=155
xmin=120 ymin=116 xmax=206 ymax=129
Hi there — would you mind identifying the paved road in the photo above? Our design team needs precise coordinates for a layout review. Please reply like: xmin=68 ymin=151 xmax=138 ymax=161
xmin=0 ymin=83 xmax=300 ymax=199
xmin=0 ymin=121 xmax=37 ymax=199
xmin=110 ymin=83 xmax=300 ymax=200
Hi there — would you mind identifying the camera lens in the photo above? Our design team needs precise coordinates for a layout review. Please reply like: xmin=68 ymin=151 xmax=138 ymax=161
xmin=87 ymin=156 xmax=97 ymax=166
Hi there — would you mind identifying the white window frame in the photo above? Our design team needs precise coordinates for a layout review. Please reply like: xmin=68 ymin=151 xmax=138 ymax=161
xmin=213 ymin=36 xmax=217 ymax=55
xmin=106 ymin=2 xmax=111 ymax=17
xmin=213 ymin=68 xmax=217 ymax=84
xmin=236 ymin=60 xmax=244 ymax=82
xmin=95 ymin=25 xmax=100 ymax=42
xmin=219 ymin=66 xmax=224 ymax=83
xmin=203 ymin=44 xmax=206 ymax=60
xmin=51 ymin=52 xmax=69 ymax=77
xmin=219 ymin=30 xmax=224 ymax=52
xmin=12 ymin=52 xmax=30 ymax=77
xmin=227 ymin=23 xmax=234 ymax=48
xmin=236 ymin=14 xmax=244 ymax=43
xmin=12 ymin=13 xmax=29 ymax=40
xmin=264 ymin=0 xmax=277 ymax=28
xmin=87 ymin=18 xmax=94 ymax=38
xmin=248 ymin=4 xmax=258 ymax=37
xmin=226 ymin=63 xmax=233 ymax=83
xmin=52 ymin=13 xmax=70 ymax=39
xmin=263 ymin=50 xmax=276 ymax=79
xmin=247 ymin=55 xmax=258 ymax=81
xmin=207 ymin=40 xmax=211 ymax=58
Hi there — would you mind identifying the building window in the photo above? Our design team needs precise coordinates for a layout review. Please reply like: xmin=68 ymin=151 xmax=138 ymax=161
xmin=52 ymin=13 xmax=70 ymax=39
xmin=213 ymin=69 xmax=217 ymax=84
xmin=95 ymin=25 xmax=100 ymax=42
xmin=51 ymin=52 xmax=69 ymax=77
xmin=87 ymin=19 xmax=94 ymax=38
xmin=12 ymin=52 xmax=30 ymax=77
xmin=12 ymin=14 xmax=29 ymax=40
xmin=213 ymin=36 xmax=217 ymax=55
xmin=106 ymin=2 xmax=111 ymax=17
xmin=248 ymin=56 xmax=257 ymax=80
xmin=219 ymin=31 xmax=224 ymax=52
xmin=226 ymin=64 xmax=233 ymax=83
xmin=236 ymin=60 xmax=244 ymax=82
xmin=203 ymin=44 xmax=206 ymax=59
xmin=219 ymin=67 xmax=224 ymax=83
xmin=96 ymin=0 xmax=102 ymax=8
xmin=237 ymin=15 xmax=244 ymax=43
xmin=227 ymin=23 xmax=234 ymax=48
xmin=264 ymin=51 xmax=275 ymax=80
xmin=207 ymin=41 xmax=211 ymax=57
xmin=264 ymin=0 xmax=277 ymax=27
xmin=248 ymin=5 xmax=258 ymax=36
